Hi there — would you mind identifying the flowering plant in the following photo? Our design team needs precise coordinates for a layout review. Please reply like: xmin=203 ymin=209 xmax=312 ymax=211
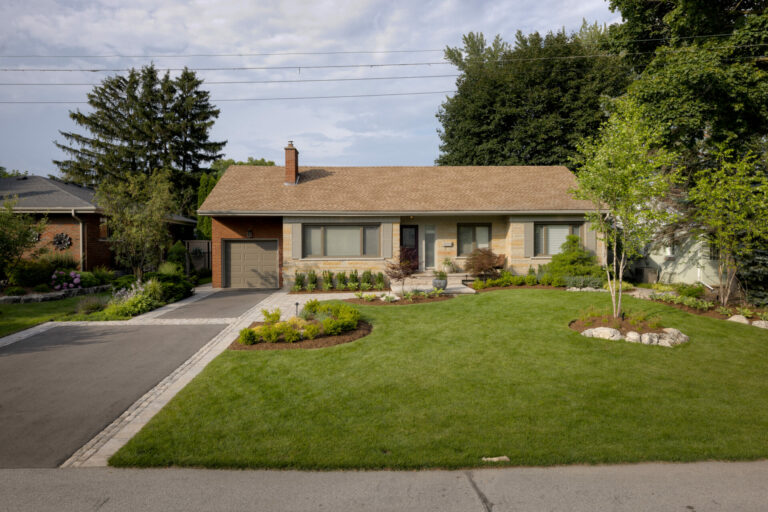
xmin=51 ymin=270 xmax=82 ymax=291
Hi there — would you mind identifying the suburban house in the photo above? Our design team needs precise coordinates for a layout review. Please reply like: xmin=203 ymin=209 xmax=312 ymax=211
xmin=199 ymin=142 xmax=605 ymax=289
xmin=631 ymin=237 xmax=720 ymax=286
xmin=0 ymin=175 xmax=195 ymax=271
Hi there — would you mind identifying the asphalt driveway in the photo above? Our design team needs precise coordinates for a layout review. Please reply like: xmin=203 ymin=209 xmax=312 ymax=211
xmin=0 ymin=323 xmax=227 ymax=468
xmin=158 ymin=289 xmax=273 ymax=319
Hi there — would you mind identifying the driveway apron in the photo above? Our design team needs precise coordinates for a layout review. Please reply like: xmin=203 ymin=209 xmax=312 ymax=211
xmin=0 ymin=323 xmax=227 ymax=468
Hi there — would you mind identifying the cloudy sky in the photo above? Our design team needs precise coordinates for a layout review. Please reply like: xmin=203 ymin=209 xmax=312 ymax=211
xmin=0 ymin=0 xmax=620 ymax=175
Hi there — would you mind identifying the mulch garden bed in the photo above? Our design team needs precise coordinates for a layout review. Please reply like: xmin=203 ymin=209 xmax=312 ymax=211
xmin=344 ymin=295 xmax=456 ymax=306
xmin=569 ymin=318 xmax=665 ymax=336
xmin=228 ymin=321 xmax=373 ymax=351
xmin=289 ymin=289 xmax=390 ymax=294
xmin=646 ymin=299 xmax=767 ymax=320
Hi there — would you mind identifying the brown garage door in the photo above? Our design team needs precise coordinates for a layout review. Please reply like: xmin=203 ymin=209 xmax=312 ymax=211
xmin=224 ymin=240 xmax=279 ymax=288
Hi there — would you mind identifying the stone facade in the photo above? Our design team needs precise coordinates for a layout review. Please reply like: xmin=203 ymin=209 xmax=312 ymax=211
xmin=210 ymin=214 xmax=605 ymax=289
xmin=282 ymin=220 xmax=400 ymax=286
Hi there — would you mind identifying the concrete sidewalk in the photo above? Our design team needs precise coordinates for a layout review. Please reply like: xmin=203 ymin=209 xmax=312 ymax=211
xmin=2 ymin=460 xmax=767 ymax=511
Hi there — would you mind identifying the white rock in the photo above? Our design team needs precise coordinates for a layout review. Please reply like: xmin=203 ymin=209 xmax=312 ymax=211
xmin=580 ymin=328 xmax=595 ymax=338
xmin=728 ymin=315 xmax=750 ymax=324
xmin=658 ymin=335 xmax=673 ymax=348
xmin=641 ymin=333 xmax=660 ymax=345
xmin=752 ymin=320 xmax=768 ymax=329
xmin=590 ymin=327 xmax=623 ymax=341
xmin=661 ymin=328 xmax=689 ymax=346
xmin=625 ymin=331 xmax=641 ymax=343
xmin=481 ymin=455 xmax=510 ymax=462
xmin=380 ymin=294 xmax=400 ymax=302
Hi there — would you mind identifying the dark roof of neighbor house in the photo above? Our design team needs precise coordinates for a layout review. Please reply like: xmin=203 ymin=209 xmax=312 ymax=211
xmin=0 ymin=175 xmax=196 ymax=224
xmin=199 ymin=165 xmax=594 ymax=215
xmin=0 ymin=175 xmax=98 ymax=211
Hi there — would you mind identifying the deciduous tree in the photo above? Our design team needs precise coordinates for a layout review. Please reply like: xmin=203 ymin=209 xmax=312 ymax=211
xmin=572 ymin=98 xmax=678 ymax=318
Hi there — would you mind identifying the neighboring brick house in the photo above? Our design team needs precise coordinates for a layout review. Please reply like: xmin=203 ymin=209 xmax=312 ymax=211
xmin=199 ymin=142 xmax=605 ymax=289
xmin=1 ymin=175 xmax=194 ymax=271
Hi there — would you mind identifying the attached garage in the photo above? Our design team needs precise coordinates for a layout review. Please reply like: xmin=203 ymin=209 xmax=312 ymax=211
xmin=223 ymin=239 xmax=279 ymax=289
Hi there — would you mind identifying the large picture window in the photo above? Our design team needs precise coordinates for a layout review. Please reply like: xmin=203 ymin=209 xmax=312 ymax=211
xmin=534 ymin=224 xmax=581 ymax=256
xmin=302 ymin=224 xmax=380 ymax=258
xmin=457 ymin=223 xmax=491 ymax=256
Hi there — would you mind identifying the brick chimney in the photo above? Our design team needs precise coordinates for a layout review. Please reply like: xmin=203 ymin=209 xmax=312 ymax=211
xmin=284 ymin=141 xmax=299 ymax=185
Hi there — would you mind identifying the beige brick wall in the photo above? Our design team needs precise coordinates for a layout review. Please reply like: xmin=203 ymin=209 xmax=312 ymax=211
xmin=282 ymin=222 xmax=400 ymax=286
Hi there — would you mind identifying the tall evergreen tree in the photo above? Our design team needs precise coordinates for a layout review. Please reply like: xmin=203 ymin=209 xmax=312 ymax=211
xmin=436 ymin=26 xmax=631 ymax=166
xmin=54 ymin=65 xmax=226 ymax=214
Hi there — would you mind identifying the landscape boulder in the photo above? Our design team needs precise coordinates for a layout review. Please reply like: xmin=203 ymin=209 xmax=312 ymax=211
xmin=581 ymin=327 xmax=622 ymax=341
xmin=752 ymin=320 xmax=768 ymax=329
xmin=641 ymin=333 xmax=660 ymax=345
xmin=659 ymin=328 xmax=689 ymax=347
xmin=625 ymin=331 xmax=641 ymax=343
xmin=728 ymin=315 xmax=750 ymax=324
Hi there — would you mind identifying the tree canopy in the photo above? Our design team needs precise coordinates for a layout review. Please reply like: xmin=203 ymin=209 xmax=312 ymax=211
xmin=436 ymin=25 xmax=631 ymax=166
xmin=54 ymin=65 xmax=226 ymax=215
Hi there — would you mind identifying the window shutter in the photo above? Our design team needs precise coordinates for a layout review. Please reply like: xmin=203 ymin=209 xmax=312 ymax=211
xmin=523 ymin=222 xmax=534 ymax=258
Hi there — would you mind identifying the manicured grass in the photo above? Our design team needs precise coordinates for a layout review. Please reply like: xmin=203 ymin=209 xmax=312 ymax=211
xmin=0 ymin=296 xmax=91 ymax=337
xmin=110 ymin=289 xmax=768 ymax=469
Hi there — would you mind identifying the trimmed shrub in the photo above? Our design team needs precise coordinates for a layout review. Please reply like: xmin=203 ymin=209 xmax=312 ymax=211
xmin=257 ymin=324 xmax=281 ymax=343
xmin=8 ymin=259 xmax=55 ymax=287
xmin=303 ymin=299 xmax=321 ymax=315
xmin=158 ymin=262 xmax=183 ymax=276
xmin=306 ymin=269 xmax=318 ymax=289
xmin=374 ymin=272 xmax=387 ymax=290
xmin=262 ymin=308 xmax=281 ymax=325
xmin=304 ymin=323 xmax=321 ymax=340
xmin=539 ymin=274 xmax=553 ymax=286
xmin=4 ymin=285 xmax=26 ymax=296
xmin=524 ymin=274 xmax=538 ymax=286
xmin=321 ymin=270 xmax=334 ymax=291
xmin=238 ymin=328 xmax=258 ymax=345
xmin=280 ymin=324 xmax=302 ymax=343
xmin=551 ymin=275 xmax=566 ymax=287
xmin=78 ymin=271 xmax=100 ymax=288
xmin=33 ymin=283 xmax=51 ymax=293
xmin=335 ymin=271 xmax=348 ymax=290
xmin=538 ymin=235 xmax=603 ymax=278
xmin=361 ymin=270 xmax=373 ymax=286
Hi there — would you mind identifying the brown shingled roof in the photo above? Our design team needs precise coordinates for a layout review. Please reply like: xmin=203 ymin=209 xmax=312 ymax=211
xmin=199 ymin=165 xmax=592 ymax=215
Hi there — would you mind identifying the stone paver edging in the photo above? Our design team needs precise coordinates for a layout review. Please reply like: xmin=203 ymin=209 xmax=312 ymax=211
xmin=61 ymin=289 xmax=356 ymax=467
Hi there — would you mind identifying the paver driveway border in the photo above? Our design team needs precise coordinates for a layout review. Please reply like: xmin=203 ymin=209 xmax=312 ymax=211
xmin=59 ymin=288 xmax=356 ymax=467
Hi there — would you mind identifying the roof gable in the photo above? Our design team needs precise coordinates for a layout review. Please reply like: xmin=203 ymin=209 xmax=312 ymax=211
xmin=0 ymin=176 xmax=97 ymax=211
xmin=199 ymin=165 xmax=592 ymax=214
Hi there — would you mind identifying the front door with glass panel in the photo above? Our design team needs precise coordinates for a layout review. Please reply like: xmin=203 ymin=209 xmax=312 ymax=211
xmin=401 ymin=225 xmax=418 ymax=265
xmin=424 ymin=225 xmax=436 ymax=269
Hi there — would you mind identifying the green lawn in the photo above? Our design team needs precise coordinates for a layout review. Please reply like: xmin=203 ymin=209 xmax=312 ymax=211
xmin=110 ymin=289 xmax=768 ymax=469
xmin=0 ymin=295 xmax=96 ymax=337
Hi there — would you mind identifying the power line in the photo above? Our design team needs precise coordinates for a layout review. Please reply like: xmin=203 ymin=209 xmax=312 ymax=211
xmin=0 ymin=49 xmax=445 ymax=59
xmin=0 ymin=31 xmax=742 ymax=59
xmin=0 ymin=62 xmax=454 ymax=72
xmin=2 ymin=43 xmax=766 ymax=73
xmin=0 ymin=89 xmax=456 ymax=104
xmin=0 ymin=73 xmax=460 ymax=86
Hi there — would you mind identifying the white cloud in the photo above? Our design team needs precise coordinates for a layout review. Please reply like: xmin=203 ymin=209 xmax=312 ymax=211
xmin=0 ymin=0 xmax=617 ymax=174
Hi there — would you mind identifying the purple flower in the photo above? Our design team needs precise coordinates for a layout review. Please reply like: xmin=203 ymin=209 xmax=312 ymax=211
xmin=54 ymin=285 xmax=61 ymax=290
xmin=73 ymin=277 xmax=80 ymax=284
xmin=68 ymin=283 xmax=74 ymax=288
xmin=70 ymin=271 xmax=76 ymax=277
xmin=52 ymin=274 xmax=57 ymax=279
